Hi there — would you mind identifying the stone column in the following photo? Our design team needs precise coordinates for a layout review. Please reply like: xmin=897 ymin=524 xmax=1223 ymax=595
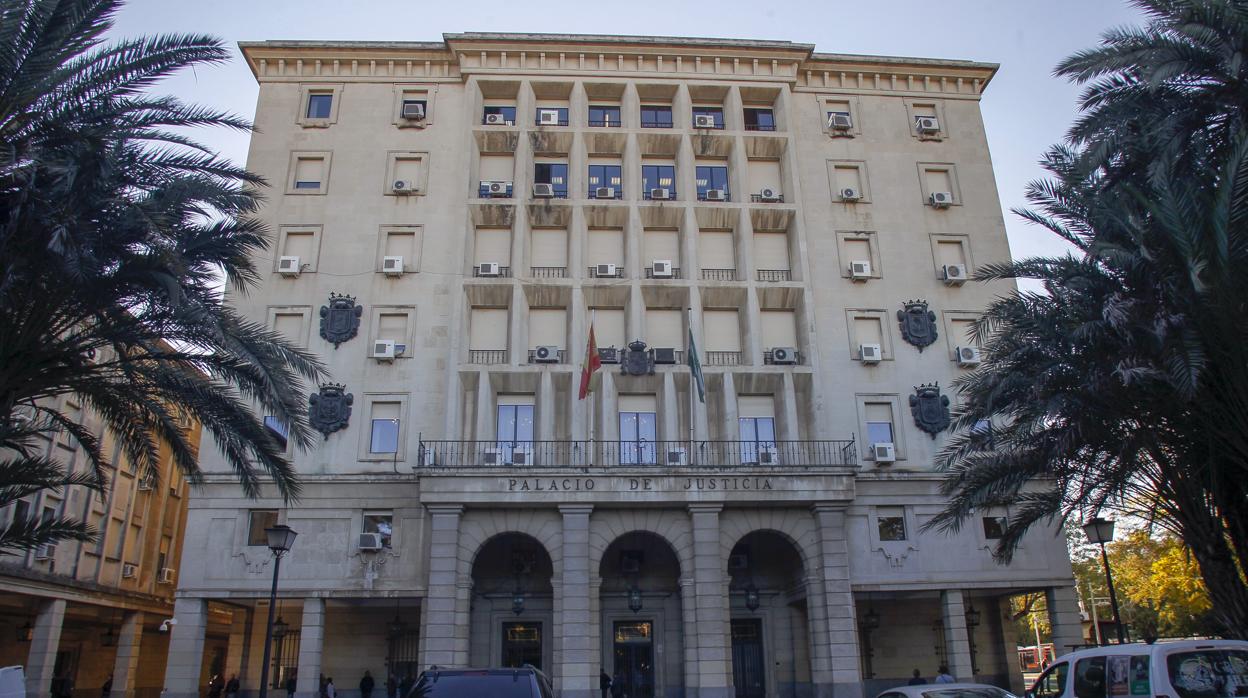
xmin=998 ymin=597 xmax=1026 ymax=694
xmin=559 ymin=505 xmax=594 ymax=698
xmin=162 ymin=597 xmax=208 ymax=698
xmin=680 ymin=577 xmax=700 ymax=696
xmin=941 ymin=590 xmax=974 ymax=681
xmin=812 ymin=504 xmax=863 ymax=698
xmin=1046 ymin=586 xmax=1083 ymax=657
xmin=25 ymin=598 xmax=65 ymax=698
xmin=224 ymin=606 xmax=251 ymax=687
xmin=112 ymin=611 xmax=144 ymax=698
xmin=689 ymin=504 xmax=732 ymax=698
xmin=296 ymin=598 xmax=325 ymax=698
xmin=420 ymin=505 xmax=466 ymax=668
xmin=804 ymin=573 xmax=834 ymax=695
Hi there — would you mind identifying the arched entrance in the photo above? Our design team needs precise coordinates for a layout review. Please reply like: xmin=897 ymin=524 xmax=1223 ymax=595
xmin=599 ymin=531 xmax=685 ymax=698
xmin=727 ymin=530 xmax=811 ymax=698
xmin=469 ymin=533 xmax=555 ymax=671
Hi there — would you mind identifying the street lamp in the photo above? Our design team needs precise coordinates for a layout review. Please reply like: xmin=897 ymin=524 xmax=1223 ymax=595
xmin=964 ymin=605 xmax=981 ymax=675
xmin=628 ymin=585 xmax=644 ymax=613
xmin=744 ymin=583 xmax=761 ymax=612
xmin=258 ymin=524 xmax=297 ymax=698
xmin=1082 ymin=517 xmax=1126 ymax=644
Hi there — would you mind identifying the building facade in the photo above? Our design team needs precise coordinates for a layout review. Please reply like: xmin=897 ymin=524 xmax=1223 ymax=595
xmin=165 ymin=33 xmax=1083 ymax=698
xmin=0 ymin=392 xmax=197 ymax=698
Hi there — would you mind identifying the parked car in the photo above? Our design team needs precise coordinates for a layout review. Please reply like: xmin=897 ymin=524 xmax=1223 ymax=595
xmin=1028 ymin=640 xmax=1248 ymax=698
xmin=878 ymin=683 xmax=1020 ymax=698
xmin=406 ymin=667 xmax=554 ymax=698
xmin=0 ymin=666 xmax=25 ymax=698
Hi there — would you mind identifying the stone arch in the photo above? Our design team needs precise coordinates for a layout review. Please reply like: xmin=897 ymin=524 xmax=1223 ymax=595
xmin=456 ymin=508 xmax=564 ymax=581
xmin=719 ymin=508 xmax=821 ymax=576
xmin=588 ymin=508 xmax=694 ymax=578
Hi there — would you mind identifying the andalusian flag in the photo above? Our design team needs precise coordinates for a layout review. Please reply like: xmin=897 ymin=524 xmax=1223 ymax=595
xmin=687 ymin=326 xmax=705 ymax=403
xmin=578 ymin=321 xmax=602 ymax=400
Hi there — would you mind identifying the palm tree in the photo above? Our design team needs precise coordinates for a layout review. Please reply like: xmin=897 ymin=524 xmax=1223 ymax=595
xmin=0 ymin=0 xmax=325 ymax=554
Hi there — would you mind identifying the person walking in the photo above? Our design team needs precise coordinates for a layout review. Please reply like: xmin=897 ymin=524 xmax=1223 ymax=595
xmin=325 ymin=677 xmax=337 ymax=698
xmin=207 ymin=674 xmax=224 ymax=698
xmin=386 ymin=673 xmax=398 ymax=698
xmin=909 ymin=669 xmax=927 ymax=686
xmin=360 ymin=670 xmax=376 ymax=698
xmin=399 ymin=672 xmax=414 ymax=698
xmin=600 ymin=669 xmax=612 ymax=698
xmin=285 ymin=675 xmax=297 ymax=698
xmin=225 ymin=674 xmax=240 ymax=698
xmin=101 ymin=674 xmax=113 ymax=698
xmin=935 ymin=666 xmax=956 ymax=684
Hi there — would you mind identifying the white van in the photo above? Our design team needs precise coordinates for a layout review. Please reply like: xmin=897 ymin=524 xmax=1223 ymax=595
xmin=1028 ymin=641 xmax=1248 ymax=698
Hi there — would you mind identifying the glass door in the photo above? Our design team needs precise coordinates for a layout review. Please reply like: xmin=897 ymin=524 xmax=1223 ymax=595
xmin=502 ymin=621 xmax=543 ymax=670
xmin=738 ymin=417 xmax=776 ymax=464
xmin=731 ymin=619 xmax=766 ymax=698
xmin=496 ymin=404 xmax=534 ymax=464
xmin=613 ymin=620 xmax=655 ymax=698
xmin=619 ymin=412 xmax=657 ymax=464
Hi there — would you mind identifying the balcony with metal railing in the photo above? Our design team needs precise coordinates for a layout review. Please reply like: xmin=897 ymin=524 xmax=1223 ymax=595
xmin=588 ymin=265 xmax=624 ymax=279
xmin=417 ymin=438 xmax=857 ymax=468
xmin=700 ymin=268 xmax=736 ymax=281
xmin=468 ymin=349 xmax=508 ymax=365
xmin=588 ymin=188 xmax=624 ymax=200
xmin=643 ymin=189 xmax=676 ymax=201
xmin=763 ymin=348 xmax=803 ymax=365
xmin=527 ymin=348 xmax=567 ymax=364
xmin=749 ymin=193 xmax=785 ymax=203
xmin=530 ymin=267 xmax=568 ymax=279
xmin=473 ymin=265 xmax=512 ymax=278
xmin=704 ymin=351 xmax=742 ymax=366
xmin=588 ymin=119 xmax=623 ymax=128
xmin=757 ymin=269 xmax=792 ymax=282
xmin=644 ymin=266 xmax=682 ymax=279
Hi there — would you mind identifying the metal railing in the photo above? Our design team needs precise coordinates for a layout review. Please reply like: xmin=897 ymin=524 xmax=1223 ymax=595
xmin=744 ymin=123 xmax=777 ymax=131
xmin=417 ymin=439 xmax=857 ymax=468
xmin=468 ymin=349 xmax=508 ymax=365
xmin=757 ymin=269 xmax=792 ymax=282
xmin=481 ymin=116 xmax=515 ymax=126
xmin=531 ymin=267 xmax=567 ymax=278
xmin=698 ymin=191 xmax=731 ymax=202
xmin=588 ymin=266 xmax=623 ymax=279
xmin=588 ymin=189 xmax=624 ymax=200
xmin=763 ymin=349 xmax=803 ymax=365
xmin=750 ymin=193 xmax=785 ymax=203
xmin=640 ymin=120 xmax=674 ymax=129
xmin=700 ymin=268 xmax=736 ymax=281
xmin=588 ymin=119 xmax=623 ymax=127
xmin=527 ymin=348 xmax=567 ymax=364
xmin=473 ymin=265 xmax=512 ymax=278
xmin=644 ymin=266 xmax=682 ymax=279
xmin=705 ymin=351 xmax=742 ymax=366
xmin=650 ymin=348 xmax=684 ymax=365
xmin=478 ymin=184 xmax=513 ymax=198
xmin=643 ymin=189 xmax=677 ymax=200
xmin=692 ymin=119 xmax=726 ymax=130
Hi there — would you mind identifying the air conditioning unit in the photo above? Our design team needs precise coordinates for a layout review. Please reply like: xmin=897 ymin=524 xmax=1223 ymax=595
xmin=382 ymin=256 xmax=404 ymax=276
xmin=598 ymin=347 xmax=621 ymax=364
xmin=485 ymin=180 xmax=512 ymax=197
xmin=533 ymin=182 xmax=555 ymax=198
xmin=770 ymin=346 xmax=798 ymax=365
xmin=840 ymin=187 xmax=862 ymax=202
xmin=277 ymin=256 xmax=301 ymax=277
xmin=872 ymin=442 xmax=897 ymax=463
xmin=477 ymin=262 xmax=501 ymax=277
xmin=534 ymin=345 xmax=561 ymax=363
xmin=392 ymin=179 xmax=414 ymax=194
xmin=652 ymin=347 xmax=677 ymax=364
xmin=849 ymin=260 xmax=872 ymax=280
xmin=538 ymin=109 xmax=561 ymax=125
xmin=401 ymin=102 xmax=425 ymax=120
xmin=916 ymin=116 xmax=941 ymax=133
xmin=827 ymin=112 xmax=853 ymax=130
xmin=483 ymin=447 xmax=504 ymax=465
xmin=649 ymin=187 xmax=672 ymax=200
xmin=758 ymin=188 xmax=781 ymax=202
xmin=595 ymin=263 xmax=618 ymax=278
xmin=956 ymin=345 xmax=983 ymax=367
xmin=484 ymin=113 xmax=507 ymax=125
xmin=158 ymin=567 xmax=176 ymax=584
xmin=704 ymin=188 xmax=727 ymax=202
xmin=943 ymin=264 xmax=968 ymax=286
xmin=358 ymin=533 xmax=383 ymax=551
xmin=859 ymin=343 xmax=883 ymax=364
xmin=652 ymin=260 xmax=673 ymax=278
xmin=372 ymin=340 xmax=406 ymax=361
xmin=757 ymin=444 xmax=779 ymax=465
xmin=122 ymin=563 xmax=138 ymax=578
xmin=694 ymin=114 xmax=717 ymax=128
xmin=665 ymin=447 xmax=688 ymax=465
xmin=35 ymin=544 xmax=56 ymax=561
xmin=930 ymin=191 xmax=954 ymax=208
xmin=594 ymin=186 xmax=616 ymax=199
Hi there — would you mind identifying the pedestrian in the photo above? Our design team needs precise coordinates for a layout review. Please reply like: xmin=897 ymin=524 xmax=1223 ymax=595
xmin=386 ymin=673 xmax=398 ymax=698
xmin=360 ymin=670 xmax=376 ymax=698
xmin=208 ymin=674 xmax=224 ymax=698
xmin=319 ymin=674 xmax=328 ymax=698
xmin=600 ymin=669 xmax=612 ymax=698
xmin=225 ymin=674 xmax=240 ymax=698
xmin=325 ymin=677 xmax=337 ymax=698
xmin=611 ymin=672 xmax=625 ymax=698
xmin=399 ymin=672 xmax=414 ymax=698
xmin=935 ymin=666 xmax=956 ymax=684
xmin=909 ymin=669 xmax=927 ymax=686
xmin=285 ymin=675 xmax=297 ymax=698
xmin=101 ymin=674 xmax=113 ymax=697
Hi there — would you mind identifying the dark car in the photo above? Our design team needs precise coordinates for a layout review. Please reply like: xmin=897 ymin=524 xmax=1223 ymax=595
xmin=406 ymin=667 xmax=555 ymax=698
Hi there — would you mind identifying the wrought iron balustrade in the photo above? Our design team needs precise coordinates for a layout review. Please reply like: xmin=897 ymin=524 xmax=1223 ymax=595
xmin=530 ymin=267 xmax=568 ymax=279
xmin=640 ymin=120 xmax=674 ymax=129
xmin=473 ymin=265 xmax=512 ymax=278
xmin=588 ymin=188 xmax=624 ymax=199
xmin=468 ymin=349 xmax=508 ymax=365
xmin=527 ymin=348 xmax=567 ymax=364
xmin=700 ymin=268 xmax=736 ymax=281
xmin=644 ymin=266 xmax=682 ymax=279
xmin=757 ymin=269 xmax=792 ymax=282
xmin=417 ymin=439 xmax=857 ymax=468
xmin=643 ymin=189 xmax=677 ymax=200
xmin=749 ymin=193 xmax=785 ymax=203
xmin=588 ymin=119 xmax=623 ymax=127
xmin=705 ymin=351 xmax=742 ymax=366
xmin=744 ymin=123 xmax=777 ymax=131
xmin=588 ymin=266 xmax=624 ymax=279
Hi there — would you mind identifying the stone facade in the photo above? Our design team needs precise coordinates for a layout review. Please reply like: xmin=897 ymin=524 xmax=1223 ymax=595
xmin=166 ymin=33 xmax=1080 ymax=698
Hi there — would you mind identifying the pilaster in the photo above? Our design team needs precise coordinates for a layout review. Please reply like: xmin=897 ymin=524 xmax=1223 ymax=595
xmin=112 ymin=611 xmax=144 ymax=698
xmin=25 ymin=598 xmax=65 ymax=698
xmin=559 ymin=505 xmax=595 ymax=698
xmin=941 ymin=589 xmax=974 ymax=681
xmin=689 ymin=503 xmax=732 ymax=698
xmin=162 ymin=597 xmax=207 ymax=698
xmin=420 ymin=505 xmax=466 ymax=668
xmin=812 ymin=504 xmax=862 ymax=698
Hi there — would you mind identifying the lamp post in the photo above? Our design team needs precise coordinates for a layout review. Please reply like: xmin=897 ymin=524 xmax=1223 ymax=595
xmin=964 ymin=605 xmax=981 ymax=675
xmin=859 ymin=606 xmax=880 ymax=679
xmin=1082 ymin=517 xmax=1126 ymax=644
xmin=258 ymin=524 xmax=298 ymax=698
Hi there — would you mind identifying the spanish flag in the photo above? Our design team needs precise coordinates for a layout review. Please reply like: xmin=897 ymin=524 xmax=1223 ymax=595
xmin=578 ymin=322 xmax=602 ymax=400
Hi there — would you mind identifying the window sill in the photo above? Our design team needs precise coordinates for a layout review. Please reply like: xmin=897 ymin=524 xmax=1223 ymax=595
xmin=299 ymin=119 xmax=332 ymax=129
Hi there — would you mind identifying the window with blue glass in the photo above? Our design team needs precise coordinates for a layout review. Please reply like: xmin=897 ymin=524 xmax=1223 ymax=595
xmin=483 ymin=105 xmax=517 ymax=124
xmin=370 ymin=418 xmax=400 ymax=454
xmin=588 ymin=105 xmax=621 ymax=127
xmin=692 ymin=106 xmax=725 ymax=128
xmin=620 ymin=411 xmax=657 ymax=464
xmin=640 ymin=105 xmax=673 ymax=128
xmin=535 ymin=107 xmax=569 ymax=126
xmin=534 ymin=163 xmax=568 ymax=198
xmin=263 ymin=416 xmax=288 ymax=450
xmin=496 ymin=404 xmax=534 ymax=464
xmin=696 ymin=166 xmax=730 ymax=200
xmin=738 ymin=416 xmax=776 ymax=464
xmin=743 ymin=108 xmax=775 ymax=131
xmin=306 ymin=93 xmax=333 ymax=119
xmin=588 ymin=165 xmax=622 ymax=198
xmin=642 ymin=165 xmax=676 ymax=199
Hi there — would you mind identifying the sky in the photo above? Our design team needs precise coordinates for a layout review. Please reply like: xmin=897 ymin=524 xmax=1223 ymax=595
xmin=106 ymin=0 xmax=1146 ymax=263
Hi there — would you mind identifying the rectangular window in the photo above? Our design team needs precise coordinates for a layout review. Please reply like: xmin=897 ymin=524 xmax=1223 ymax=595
xmin=865 ymin=403 xmax=894 ymax=445
xmin=293 ymin=157 xmax=324 ymax=190
xmin=743 ymin=108 xmax=775 ymax=131
xmin=401 ymin=98 xmax=427 ymax=118
xmin=263 ymin=416 xmax=289 ymax=451
xmin=692 ymin=106 xmax=725 ymax=128
xmin=619 ymin=411 xmax=657 ymax=465
xmin=594 ymin=308 xmax=626 ymax=349
xmin=531 ymin=228 xmax=568 ymax=269
xmin=369 ymin=402 xmax=401 ymax=454
xmin=496 ymin=404 xmax=534 ymax=465
xmin=877 ymin=509 xmax=907 ymax=541
xmin=738 ymin=416 xmax=776 ymax=464
xmin=753 ymin=232 xmax=790 ymax=272
xmin=470 ymin=308 xmax=509 ymax=352
xmin=587 ymin=164 xmax=622 ymax=197
xmin=982 ymin=516 xmax=1007 ymax=540
xmin=534 ymin=163 xmax=568 ymax=198
xmin=696 ymin=166 xmax=729 ymax=200
xmin=589 ymin=105 xmax=622 ymax=127
xmin=306 ymin=93 xmax=333 ymax=120
xmin=535 ymin=107 xmax=569 ymax=126
xmin=483 ymin=105 xmax=517 ymax=124
xmin=12 ymin=499 xmax=30 ymax=526
xmin=643 ymin=164 xmax=676 ymax=198
xmin=363 ymin=512 xmax=394 ymax=548
xmin=247 ymin=510 xmax=278 ymax=547
xmin=640 ymin=105 xmax=673 ymax=128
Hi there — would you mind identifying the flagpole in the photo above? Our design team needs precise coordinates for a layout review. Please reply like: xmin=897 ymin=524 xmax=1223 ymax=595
xmin=688 ymin=308 xmax=694 ymax=463
xmin=588 ymin=309 xmax=596 ymax=467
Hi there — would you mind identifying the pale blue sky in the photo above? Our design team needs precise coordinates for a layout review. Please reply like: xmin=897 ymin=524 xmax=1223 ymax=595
xmin=107 ymin=0 xmax=1144 ymax=262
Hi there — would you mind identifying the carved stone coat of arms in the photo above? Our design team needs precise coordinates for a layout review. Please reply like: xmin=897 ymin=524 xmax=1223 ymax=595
xmin=621 ymin=339 xmax=655 ymax=377
xmin=909 ymin=383 xmax=951 ymax=438
xmin=898 ymin=300 xmax=938 ymax=351
xmin=309 ymin=383 xmax=353 ymax=438
xmin=320 ymin=293 xmax=363 ymax=348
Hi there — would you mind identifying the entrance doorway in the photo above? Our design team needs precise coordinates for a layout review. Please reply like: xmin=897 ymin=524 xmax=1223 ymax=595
xmin=502 ymin=621 xmax=543 ymax=670
xmin=731 ymin=619 xmax=766 ymax=698
xmin=613 ymin=620 xmax=655 ymax=698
